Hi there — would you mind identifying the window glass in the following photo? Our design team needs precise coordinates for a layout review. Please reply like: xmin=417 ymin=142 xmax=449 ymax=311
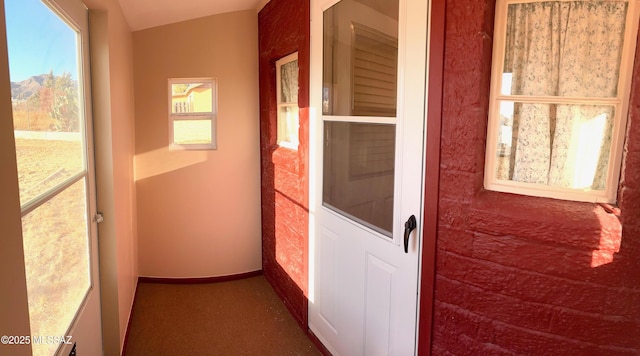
xmin=502 ymin=2 xmax=627 ymax=98
xmin=173 ymin=120 xmax=213 ymax=145
xmin=168 ymin=78 xmax=216 ymax=149
xmin=495 ymin=101 xmax=614 ymax=190
xmin=277 ymin=105 xmax=299 ymax=146
xmin=280 ymin=60 xmax=298 ymax=103
xmin=170 ymin=82 xmax=213 ymax=113
xmin=485 ymin=0 xmax=638 ymax=203
xmin=276 ymin=53 xmax=299 ymax=148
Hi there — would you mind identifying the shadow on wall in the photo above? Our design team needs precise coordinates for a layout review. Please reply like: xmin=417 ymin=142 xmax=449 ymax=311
xmin=435 ymin=191 xmax=639 ymax=353
xmin=464 ymin=192 xmax=626 ymax=272
xmin=260 ymin=142 xmax=310 ymax=328
xmin=132 ymin=10 xmax=262 ymax=278
xmin=258 ymin=0 xmax=311 ymax=332
xmin=134 ymin=148 xmax=209 ymax=181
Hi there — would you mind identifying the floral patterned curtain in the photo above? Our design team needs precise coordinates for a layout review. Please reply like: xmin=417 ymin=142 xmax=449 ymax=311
xmin=504 ymin=1 xmax=627 ymax=190
xmin=281 ymin=60 xmax=299 ymax=104
xmin=278 ymin=59 xmax=299 ymax=145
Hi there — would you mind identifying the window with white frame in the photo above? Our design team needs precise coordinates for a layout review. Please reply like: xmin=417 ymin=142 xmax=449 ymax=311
xmin=484 ymin=0 xmax=639 ymax=203
xmin=276 ymin=52 xmax=299 ymax=149
xmin=168 ymin=78 xmax=217 ymax=150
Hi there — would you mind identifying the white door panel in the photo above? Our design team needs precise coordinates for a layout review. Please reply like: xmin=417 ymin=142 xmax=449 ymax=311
xmin=317 ymin=226 xmax=339 ymax=335
xmin=364 ymin=253 xmax=395 ymax=355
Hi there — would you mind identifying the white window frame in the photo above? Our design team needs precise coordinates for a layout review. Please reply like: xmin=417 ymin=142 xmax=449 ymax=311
xmin=276 ymin=52 xmax=300 ymax=149
xmin=484 ymin=0 xmax=640 ymax=204
xmin=168 ymin=77 xmax=217 ymax=150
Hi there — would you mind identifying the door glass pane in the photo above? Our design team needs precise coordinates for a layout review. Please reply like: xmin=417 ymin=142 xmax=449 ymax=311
xmin=5 ymin=1 xmax=92 ymax=355
xmin=323 ymin=122 xmax=395 ymax=236
xmin=322 ymin=0 xmax=400 ymax=237
xmin=6 ymin=0 xmax=85 ymax=206
xmin=322 ymin=0 xmax=399 ymax=116
xmin=22 ymin=179 xmax=90 ymax=356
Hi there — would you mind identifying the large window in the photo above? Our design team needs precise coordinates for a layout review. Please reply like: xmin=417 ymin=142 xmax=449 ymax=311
xmin=6 ymin=0 xmax=97 ymax=354
xmin=168 ymin=78 xmax=217 ymax=150
xmin=484 ymin=0 xmax=639 ymax=203
xmin=276 ymin=53 xmax=299 ymax=149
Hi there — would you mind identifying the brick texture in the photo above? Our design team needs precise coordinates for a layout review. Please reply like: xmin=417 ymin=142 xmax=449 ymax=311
xmin=432 ymin=0 xmax=640 ymax=354
xmin=258 ymin=0 xmax=310 ymax=330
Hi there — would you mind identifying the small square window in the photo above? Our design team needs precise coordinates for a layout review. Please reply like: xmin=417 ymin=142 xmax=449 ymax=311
xmin=484 ymin=0 xmax=640 ymax=203
xmin=276 ymin=52 xmax=299 ymax=149
xmin=168 ymin=78 xmax=217 ymax=150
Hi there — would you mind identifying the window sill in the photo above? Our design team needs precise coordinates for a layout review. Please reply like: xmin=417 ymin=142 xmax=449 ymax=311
xmin=269 ymin=144 xmax=301 ymax=175
xmin=468 ymin=190 xmax=622 ymax=252
xmin=277 ymin=142 xmax=299 ymax=150
xmin=169 ymin=143 xmax=216 ymax=151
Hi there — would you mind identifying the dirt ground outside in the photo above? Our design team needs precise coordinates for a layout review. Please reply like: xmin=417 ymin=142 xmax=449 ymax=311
xmin=15 ymin=137 xmax=90 ymax=356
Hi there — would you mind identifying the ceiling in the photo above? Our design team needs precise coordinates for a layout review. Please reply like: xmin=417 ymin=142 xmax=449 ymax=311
xmin=118 ymin=0 xmax=266 ymax=31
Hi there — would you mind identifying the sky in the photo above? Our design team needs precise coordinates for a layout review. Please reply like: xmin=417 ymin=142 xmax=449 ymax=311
xmin=4 ymin=0 xmax=78 ymax=82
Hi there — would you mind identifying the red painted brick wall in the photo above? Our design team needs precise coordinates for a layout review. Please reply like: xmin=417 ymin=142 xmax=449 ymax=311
xmin=432 ymin=1 xmax=640 ymax=354
xmin=258 ymin=0 xmax=310 ymax=330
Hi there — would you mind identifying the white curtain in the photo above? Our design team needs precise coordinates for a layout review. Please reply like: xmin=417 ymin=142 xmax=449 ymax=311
xmin=504 ymin=1 xmax=627 ymax=190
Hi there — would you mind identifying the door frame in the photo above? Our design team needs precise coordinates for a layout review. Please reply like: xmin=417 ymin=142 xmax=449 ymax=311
xmin=87 ymin=9 xmax=126 ymax=356
xmin=417 ymin=0 xmax=444 ymax=354
xmin=0 ymin=2 xmax=32 ymax=354
xmin=1 ymin=0 xmax=103 ymax=354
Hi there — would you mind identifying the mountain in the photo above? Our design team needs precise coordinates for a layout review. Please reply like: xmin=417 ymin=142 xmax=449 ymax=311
xmin=10 ymin=74 xmax=48 ymax=100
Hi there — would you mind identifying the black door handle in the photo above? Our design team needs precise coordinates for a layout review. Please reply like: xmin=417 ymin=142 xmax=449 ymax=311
xmin=404 ymin=215 xmax=417 ymax=253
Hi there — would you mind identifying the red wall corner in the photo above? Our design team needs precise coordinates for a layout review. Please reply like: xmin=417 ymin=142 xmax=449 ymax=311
xmin=258 ymin=0 xmax=311 ymax=331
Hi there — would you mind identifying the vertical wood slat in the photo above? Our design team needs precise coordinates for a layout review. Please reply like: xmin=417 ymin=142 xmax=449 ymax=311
xmin=351 ymin=23 xmax=398 ymax=117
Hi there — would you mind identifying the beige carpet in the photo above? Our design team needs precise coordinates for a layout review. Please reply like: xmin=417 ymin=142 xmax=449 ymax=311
xmin=123 ymin=275 xmax=321 ymax=355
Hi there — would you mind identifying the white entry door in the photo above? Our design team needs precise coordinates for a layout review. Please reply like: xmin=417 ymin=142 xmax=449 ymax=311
xmin=309 ymin=0 xmax=429 ymax=354
xmin=5 ymin=0 xmax=102 ymax=354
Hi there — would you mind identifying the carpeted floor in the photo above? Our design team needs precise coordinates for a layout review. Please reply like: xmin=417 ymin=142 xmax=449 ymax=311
xmin=123 ymin=275 xmax=321 ymax=355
